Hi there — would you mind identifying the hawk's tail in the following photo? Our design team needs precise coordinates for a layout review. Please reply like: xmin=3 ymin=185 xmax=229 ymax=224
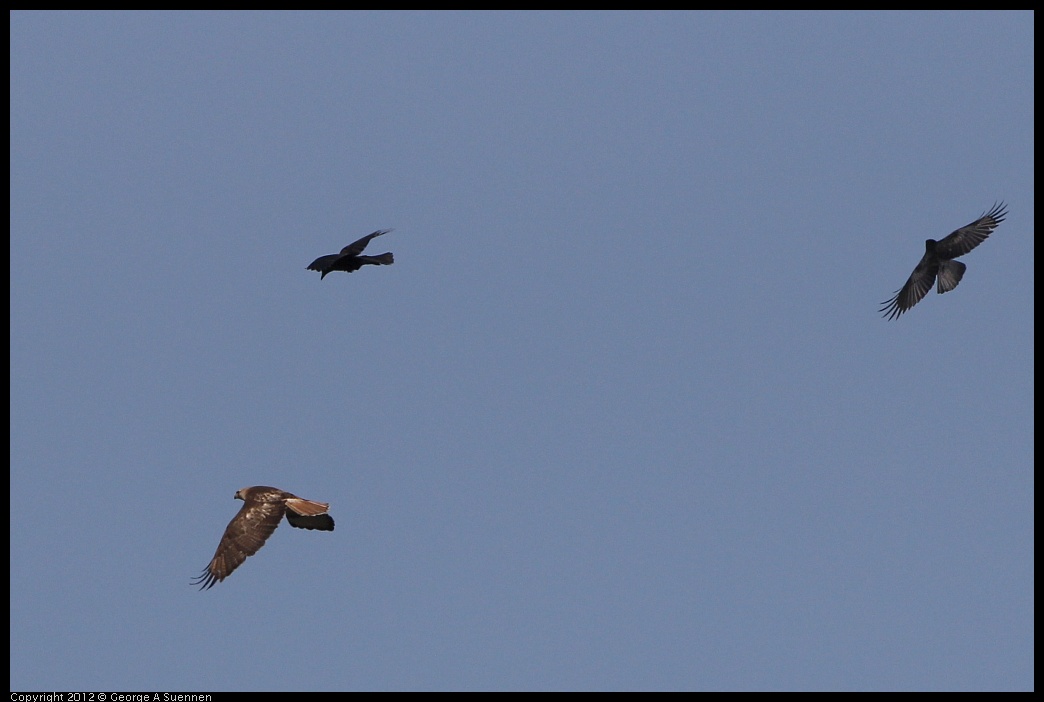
xmin=284 ymin=498 xmax=335 ymax=531
xmin=285 ymin=498 xmax=330 ymax=517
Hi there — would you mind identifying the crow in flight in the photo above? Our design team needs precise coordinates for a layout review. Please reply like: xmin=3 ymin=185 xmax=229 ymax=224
xmin=308 ymin=229 xmax=394 ymax=279
xmin=880 ymin=203 xmax=1006 ymax=320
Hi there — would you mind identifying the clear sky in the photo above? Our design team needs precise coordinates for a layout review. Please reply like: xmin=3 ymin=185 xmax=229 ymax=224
xmin=10 ymin=11 xmax=1033 ymax=692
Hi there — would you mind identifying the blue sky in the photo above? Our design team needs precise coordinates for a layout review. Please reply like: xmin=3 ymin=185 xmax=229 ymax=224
xmin=10 ymin=11 xmax=1033 ymax=691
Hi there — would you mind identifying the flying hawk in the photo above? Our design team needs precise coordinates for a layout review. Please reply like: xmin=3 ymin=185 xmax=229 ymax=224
xmin=193 ymin=486 xmax=334 ymax=590
xmin=307 ymin=229 xmax=394 ymax=279
xmin=880 ymin=203 xmax=1007 ymax=320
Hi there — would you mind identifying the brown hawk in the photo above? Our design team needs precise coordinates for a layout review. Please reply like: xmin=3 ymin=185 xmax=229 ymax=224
xmin=193 ymin=486 xmax=334 ymax=590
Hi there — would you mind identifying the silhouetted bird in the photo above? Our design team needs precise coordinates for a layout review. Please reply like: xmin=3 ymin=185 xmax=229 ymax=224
xmin=880 ymin=203 xmax=1006 ymax=320
xmin=307 ymin=229 xmax=394 ymax=279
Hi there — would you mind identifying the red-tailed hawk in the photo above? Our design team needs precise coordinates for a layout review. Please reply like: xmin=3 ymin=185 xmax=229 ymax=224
xmin=193 ymin=486 xmax=334 ymax=590
xmin=881 ymin=203 xmax=1007 ymax=319
xmin=307 ymin=229 xmax=394 ymax=279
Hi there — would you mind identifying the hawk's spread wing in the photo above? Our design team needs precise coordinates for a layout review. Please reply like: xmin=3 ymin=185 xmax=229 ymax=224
xmin=192 ymin=489 xmax=287 ymax=590
xmin=934 ymin=202 xmax=1007 ymax=260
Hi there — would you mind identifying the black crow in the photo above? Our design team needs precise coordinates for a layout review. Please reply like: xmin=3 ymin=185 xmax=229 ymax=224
xmin=880 ymin=203 xmax=1006 ymax=320
xmin=308 ymin=229 xmax=394 ymax=279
